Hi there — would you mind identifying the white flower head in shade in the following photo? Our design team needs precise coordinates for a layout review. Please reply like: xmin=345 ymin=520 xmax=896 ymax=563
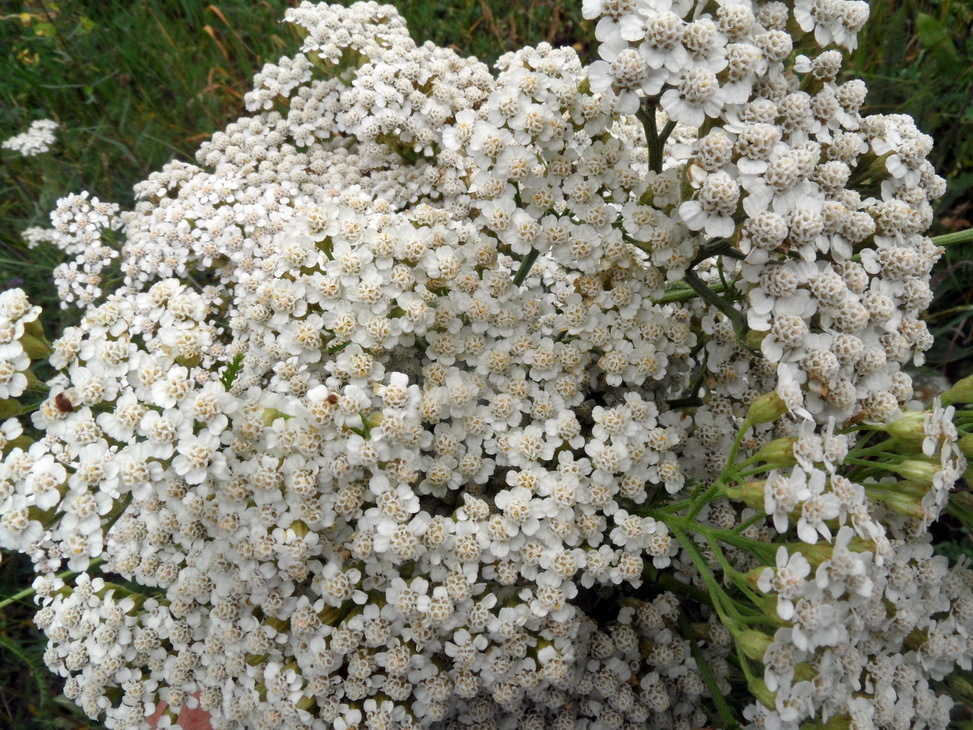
xmin=2 ymin=119 xmax=58 ymax=157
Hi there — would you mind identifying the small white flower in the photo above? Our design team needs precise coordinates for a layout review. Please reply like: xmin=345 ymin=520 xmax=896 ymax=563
xmin=758 ymin=546 xmax=812 ymax=621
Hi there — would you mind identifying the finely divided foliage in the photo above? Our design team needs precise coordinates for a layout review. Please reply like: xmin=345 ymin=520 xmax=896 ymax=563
xmin=0 ymin=1 xmax=970 ymax=729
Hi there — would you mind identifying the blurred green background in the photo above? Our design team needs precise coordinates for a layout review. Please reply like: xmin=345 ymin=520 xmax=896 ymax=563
xmin=0 ymin=0 xmax=971 ymax=727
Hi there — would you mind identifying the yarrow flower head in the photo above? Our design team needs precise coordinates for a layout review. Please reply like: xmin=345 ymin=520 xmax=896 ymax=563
xmin=2 ymin=119 xmax=58 ymax=157
xmin=1 ymin=1 xmax=970 ymax=729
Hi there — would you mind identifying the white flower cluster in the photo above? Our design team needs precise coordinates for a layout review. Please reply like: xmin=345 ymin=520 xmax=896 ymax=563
xmin=2 ymin=118 xmax=59 ymax=156
xmin=1 ymin=1 xmax=970 ymax=729
xmin=745 ymin=399 xmax=971 ymax=728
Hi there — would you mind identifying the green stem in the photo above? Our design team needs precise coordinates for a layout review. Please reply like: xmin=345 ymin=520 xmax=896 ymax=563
xmin=104 ymin=493 xmax=133 ymax=535
xmin=0 ymin=558 xmax=103 ymax=611
xmin=677 ymin=608 xmax=741 ymax=730
xmin=931 ymin=228 xmax=973 ymax=246
xmin=689 ymin=482 xmax=724 ymax=520
xmin=512 ymin=248 xmax=540 ymax=286
xmin=843 ymin=457 xmax=900 ymax=472
xmin=670 ymin=526 xmax=742 ymax=629
xmin=707 ymin=535 xmax=763 ymax=604
xmin=647 ymin=566 xmax=714 ymax=605
xmin=684 ymin=268 xmax=756 ymax=355
xmin=639 ymin=107 xmax=661 ymax=174
xmin=656 ymin=120 xmax=677 ymax=167
xmin=733 ymin=512 xmax=768 ymax=534
xmin=658 ymin=512 xmax=779 ymax=565
xmin=652 ymin=280 xmax=728 ymax=304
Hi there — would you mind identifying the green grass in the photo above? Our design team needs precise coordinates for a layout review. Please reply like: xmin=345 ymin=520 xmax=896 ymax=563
xmin=0 ymin=0 xmax=971 ymax=727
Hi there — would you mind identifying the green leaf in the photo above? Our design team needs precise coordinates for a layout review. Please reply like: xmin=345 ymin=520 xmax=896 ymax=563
xmin=220 ymin=352 xmax=245 ymax=390
xmin=32 ymin=21 xmax=56 ymax=37
xmin=916 ymin=12 xmax=960 ymax=64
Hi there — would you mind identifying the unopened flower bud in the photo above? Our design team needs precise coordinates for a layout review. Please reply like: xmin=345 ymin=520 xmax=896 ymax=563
xmin=262 ymin=408 xmax=289 ymax=426
xmin=866 ymin=152 xmax=893 ymax=182
xmin=950 ymin=490 xmax=973 ymax=515
xmin=941 ymin=374 xmax=973 ymax=405
xmin=904 ymin=627 xmax=927 ymax=652
xmin=746 ymin=392 xmax=788 ymax=424
xmin=868 ymin=489 xmax=925 ymax=519
xmin=24 ymin=370 xmax=44 ymax=392
xmin=724 ymin=480 xmax=765 ymax=510
xmin=176 ymin=354 xmax=202 ymax=368
xmin=0 ymin=400 xmax=21 ymax=419
xmin=317 ymin=605 xmax=344 ymax=625
xmin=20 ymin=333 xmax=51 ymax=360
xmin=794 ymin=663 xmax=818 ymax=683
xmin=958 ymin=434 xmax=973 ymax=458
xmin=748 ymin=677 xmax=776 ymax=710
xmin=789 ymin=542 xmax=835 ymax=568
xmin=884 ymin=410 xmax=927 ymax=445
xmin=23 ymin=316 xmax=45 ymax=341
xmin=751 ymin=437 xmax=798 ymax=466
xmin=947 ymin=674 xmax=973 ymax=698
xmin=737 ymin=630 xmax=773 ymax=661
xmin=894 ymin=459 xmax=939 ymax=486
xmin=746 ymin=329 xmax=768 ymax=350
xmin=6 ymin=435 xmax=32 ymax=452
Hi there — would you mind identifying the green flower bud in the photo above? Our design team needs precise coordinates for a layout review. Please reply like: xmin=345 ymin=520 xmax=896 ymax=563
xmin=175 ymin=353 xmax=202 ymax=368
xmin=751 ymin=437 xmax=798 ymax=467
xmin=737 ymin=630 xmax=773 ymax=661
xmin=947 ymin=674 xmax=973 ymax=698
xmin=866 ymin=151 xmax=893 ymax=181
xmin=0 ymin=399 xmax=21 ymax=419
xmin=942 ymin=374 xmax=973 ymax=405
xmin=950 ymin=491 xmax=973 ymax=524
xmin=20 ymin=333 xmax=52 ymax=360
xmin=868 ymin=489 xmax=925 ymax=519
xmin=885 ymin=411 xmax=927 ymax=445
xmin=317 ymin=605 xmax=345 ymax=625
xmin=724 ymin=480 xmax=765 ymax=510
xmin=745 ymin=329 xmax=768 ymax=350
xmin=746 ymin=392 xmax=788 ymax=425
xmin=958 ymin=434 xmax=973 ymax=458
xmin=262 ymin=408 xmax=290 ymax=426
xmin=24 ymin=370 xmax=46 ymax=392
xmin=794 ymin=662 xmax=817 ymax=682
xmin=904 ymin=627 xmax=927 ymax=652
xmin=894 ymin=460 xmax=939 ymax=486
xmin=748 ymin=677 xmax=776 ymax=710
xmin=23 ymin=316 xmax=44 ymax=340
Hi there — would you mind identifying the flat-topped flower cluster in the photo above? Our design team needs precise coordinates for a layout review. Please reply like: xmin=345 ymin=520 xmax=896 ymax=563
xmin=1 ymin=1 xmax=971 ymax=729
xmin=2 ymin=118 xmax=59 ymax=157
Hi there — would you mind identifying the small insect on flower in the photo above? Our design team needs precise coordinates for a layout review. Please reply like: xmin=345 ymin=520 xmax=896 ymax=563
xmin=54 ymin=392 xmax=74 ymax=413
